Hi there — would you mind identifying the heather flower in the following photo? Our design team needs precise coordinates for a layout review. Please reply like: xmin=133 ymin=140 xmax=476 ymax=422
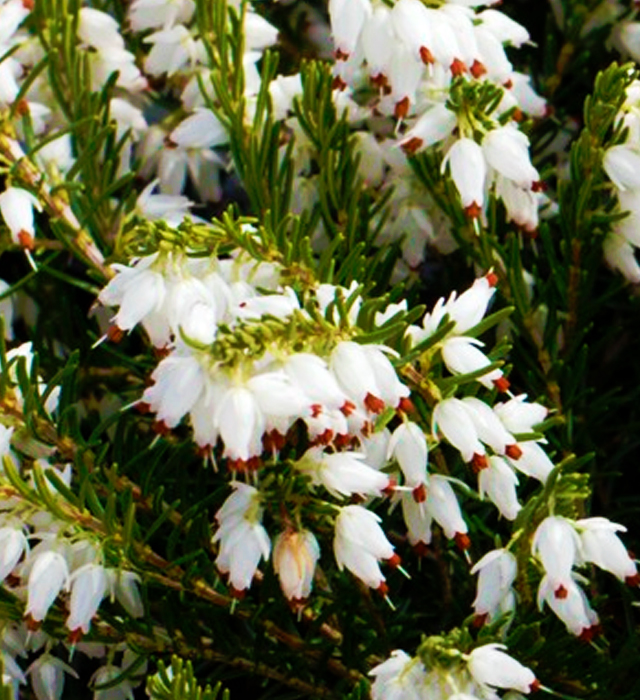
xmin=333 ymin=505 xmax=396 ymax=591
xmin=273 ymin=529 xmax=320 ymax=601
xmin=212 ymin=483 xmax=271 ymax=593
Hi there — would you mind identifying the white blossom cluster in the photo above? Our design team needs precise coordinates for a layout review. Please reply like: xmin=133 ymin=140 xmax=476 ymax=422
xmin=369 ymin=642 xmax=538 ymax=700
xmin=473 ymin=509 xmax=640 ymax=640
xmin=96 ymin=242 xmax=616 ymax=645
xmin=0 ymin=0 xmax=280 ymax=253
xmin=265 ymin=0 xmax=549 ymax=280
xmin=602 ymin=79 xmax=640 ymax=283
xmin=0 ymin=420 xmax=145 ymax=699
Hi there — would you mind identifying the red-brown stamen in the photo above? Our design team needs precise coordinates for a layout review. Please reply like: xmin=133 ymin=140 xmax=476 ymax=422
xmin=505 ymin=444 xmax=522 ymax=460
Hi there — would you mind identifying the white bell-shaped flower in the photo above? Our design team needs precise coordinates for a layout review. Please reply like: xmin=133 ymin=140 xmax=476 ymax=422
xmin=471 ymin=548 xmax=517 ymax=622
xmin=507 ymin=441 xmax=554 ymax=482
xmin=0 ymin=527 xmax=27 ymax=582
xmin=66 ymin=564 xmax=109 ymax=635
xmin=532 ymin=516 xmax=580 ymax=596
xmin=603 ymin=144 xmax=640 ymax=191
xmin=387 ymin=421 xmax=428 ymax=499
xmin=273 ymin=529 xmax=320 ymax=601
xmin=25 ymin=551 xmax=70 ymax=624
xmin=494 ymin=394 xmax=548 ymax=434
xmin=577 ymin=517 xmax=639 ymax=584
xmin=212 ymin=483 xmax=271 ymax=594
xmin=433 ymin=397 xmax=485 ymax=465
xmin=333 ymin=505 xmax=396 ymax=592
xmin=467 ymin=644 xmax=537 ymax=694
xmin=426 ymin=475 xmax=468 ymax=543
xmin=482 ymin=125 xmax=539 ymax=188
xmin=0 ymin=186 xmax=42 ymax=249
xmin=215 ymin=385 xmax=266 ymax=465
xmin=462 ymin=397 xmax=516 ymax=454
xmin=537 ymin=575 xmax=599 ymax=638
xmin=297 ymin=447 xmax=391 ymax=498
xmin=478 ymin=456 xmax=521 ymax=520
xmin=142 ymin=352 xmax=205 ymax=428
xmin=443 ymin=138 xmax=486 ymax=217
xmin=370 ymin=649 xmax=427 ymax=700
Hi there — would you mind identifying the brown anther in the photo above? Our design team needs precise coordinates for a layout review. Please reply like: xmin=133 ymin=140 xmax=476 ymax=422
xmin=263 ymin=430 xmax=285 ymax=452
xmin=364 ymin=392 xmax=385 ymax=414
xmin=311 ymin=403 xmax=323 ymax=418
xmin=450 ymin=58 xmax=468 ymax=76
xmin=135 ymin=401 xmax=151 ymax=414
xmin=153 ymin=345 xmax=171 ymax=359
xmin=24 ymin=614 xmax=41 ymax=632
xmin=340 ymin=400 xmax=356 ymax=417
xmin=397 ymin=397 xmax=415 ymax=414
xmin=68 ymin=628 xmax=84 ymax=645
xmin=493 ymin=376 xmax=511 ymax=393
xmin=401 ymin=136 xmax=424 ymax=156
xmin=472 ymin=612 xmax=489 ymax=628
xmin=22 ymin=0 xmax=34 ymax=9
xmin=334 ymin=433 xmax=355 ymax=449
xmin=394 ymin=96 xmax=410 ymax=120
xmin=195 ymin=444 xmax=212 ymax=458
xmin=17 ymin=230 xmax=34 ymax=250
xmin=503 ymin=79 xmax=513 ymax=89
xmin=413 ymin=541 xmax=430 ymax=557
xmin=376 ymin=581 xmax=389 ymax=596
xmin=625 ymin=573 xmax=640 ymax=587
xmin=332 ymin=76 xmax=347 ymax=91
xmin=454 ymin=532 xmax=471 ymax=550
xmin=335 ymin=48 xmax=349 ymax=61
xmin=471 ymin=453 xmax=488 ymax=473
xmin=371 ymin=73 xmax=389 ymax=89
xmin=152 ymin=420 xmax=171 ymax=437
xmin=382 ymin=478 xmax=397 ymax=497
xmin=4 ymin=573 xmax=20 ymax=588
xmin=313 ymin=429 xmax=334 ymax=446
xmin=230 ymin=585 xmax=246 ymax=600
xmin=578 ymin=624 xmax=601 ymax=642
xmin=529 ymin=679 xmax=541 ymax=693
xmin=106 ymin=324 xmax=125 ymax=343
xmin=412 ymin=483 xmax=427 ymax=503
xmin=15 ymin=99 xmax=30 ymax=117
xmin=486 ymin=271 xmax=499 ymax=287
xmin=505 ymin=444 xmax=522 ymax=460
xmin=512 ymin=108 xmax=524 ymax=122
xmin=464 ymin=201 xmax=482 ymax=219
xmin=163 ymin=135 xmax=178 ymax=149
xmin=419 ymin=46 xmax=435 ymax=65
xmin=470 ymin=60 xmax=487 ymax=78
xmin=531 ymin=180 xmax=547 ymax=193
xmin=554 ymin=584 xmax=568 ymax=599
xmin=386 ymin=553 xmax=402 ymax=568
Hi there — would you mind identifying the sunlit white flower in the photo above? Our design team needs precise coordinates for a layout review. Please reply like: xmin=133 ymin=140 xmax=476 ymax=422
xmin=577 ymin=517 xmax=639 ymax=584
xmin=532 ymin=516 xmax=580 ymax=596
xmin=471 ymin=548 xmax=517 ymax=622
xmin=297 ymin=447 xmax=391 ymax=498
xmin=537 ymin=574 xmax=599 ymax=638
xmin=212 ymin=483 xmax=271 ymax=593
xmin=387 ymin=422 xmax=428 ymax=499
xmin=25 ymin=551 xmax=70 ymax=624
xmin=333 ymin=505 xmax=396 ymax=591
xmin=66 ymin=564 xmax=110 ymax=635
xmin=467 ymin=644 xmax=537 ymax=694
xmin=273 ymin=529 xmax=320 ymax=601
xmin=370 ymin=649 xmax=427 ymax=700
xmin=478 ymin=456 xmax=521 ymax=520
xmin=0 ymin=187 xmax=43 ymax=249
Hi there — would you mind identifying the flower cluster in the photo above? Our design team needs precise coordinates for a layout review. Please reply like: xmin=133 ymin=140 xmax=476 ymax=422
xmin=370 ymin=643 xmax=538 ymax=700
xmin=0 ymin=437 xmax=145 ymax=700
xmin=602 ymin=79 xmax=640 ymax=282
